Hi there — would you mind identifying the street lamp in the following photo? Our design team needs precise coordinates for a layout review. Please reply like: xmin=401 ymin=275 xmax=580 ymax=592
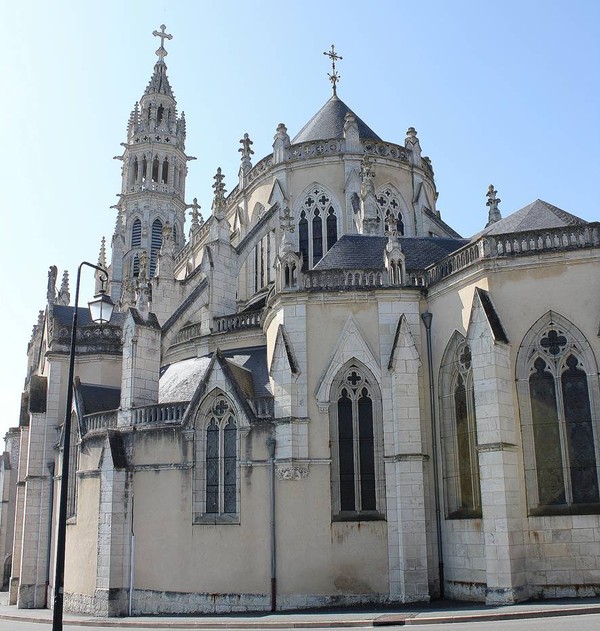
xmin=52 ymin=262 xmax=114 ymax=631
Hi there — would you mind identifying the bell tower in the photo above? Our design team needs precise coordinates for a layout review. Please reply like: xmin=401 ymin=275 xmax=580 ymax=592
xmin=109 ymin=25 xmax=192 ymax=303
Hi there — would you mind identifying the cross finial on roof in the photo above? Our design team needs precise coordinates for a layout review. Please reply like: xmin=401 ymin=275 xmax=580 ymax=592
xmin=323 ymin=45 xmax=342 ymax=96
xmin=152 ymin=24 xmax=173 ymax=62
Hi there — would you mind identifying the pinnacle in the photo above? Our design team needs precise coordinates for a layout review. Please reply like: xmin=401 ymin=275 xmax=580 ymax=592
xmin=144 ymin=61 xmax=175 ymax=99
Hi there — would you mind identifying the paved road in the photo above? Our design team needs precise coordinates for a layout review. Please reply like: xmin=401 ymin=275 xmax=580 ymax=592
xmin=1 ymin=613 xmax=600 ymax=631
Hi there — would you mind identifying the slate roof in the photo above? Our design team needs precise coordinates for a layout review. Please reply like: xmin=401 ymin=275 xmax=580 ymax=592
xmin=313 ymin=234 xmax=468 ymax=272
xmin=292 ymin=95 xmax=381 ymax=144
xmin=52 ymin=305 xmax=126 ymax=328
xmin=474 ymin=199 xmax=586 ymax=239
xmin=159 ymin=346 xmax=271 ymax=404
xmin=76 ymin=384 xmax=121 ymax=414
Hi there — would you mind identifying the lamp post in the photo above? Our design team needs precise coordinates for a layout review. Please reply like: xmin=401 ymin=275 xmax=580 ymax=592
xmin=52 ymin=262 xmax=114 ymax=631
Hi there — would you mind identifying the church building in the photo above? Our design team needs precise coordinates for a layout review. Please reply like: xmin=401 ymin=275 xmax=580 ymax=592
xmin=2 ymin=27 xmax=600 ymax=616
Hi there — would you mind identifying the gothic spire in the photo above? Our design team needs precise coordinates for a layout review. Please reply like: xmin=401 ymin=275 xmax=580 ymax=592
xmin=144 ymin=25 xmax=175 ymax=98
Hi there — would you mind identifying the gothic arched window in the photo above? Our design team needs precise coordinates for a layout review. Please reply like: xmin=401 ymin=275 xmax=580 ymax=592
xmin=439 ymin=334 xmax=481 ymax=518
xmin=517 ymin=313 xmax=600 ymax=514
xmin=330 ymin=363 xmax=384 ymax=519
xmin=161 ymin=157 xmax=169 ymax=184
xmin=194 ymin=394 xmax=239 ymax=523
xmin=152 ymin=157 xmax=159 ymax=182
xmin=131 ymin=218 xmax=142 ymax=277
xmin=297 ymin=186 xmax=339 ymax=270
xmin=299 ymin=211 xmax=309 ymax=270
xmin=150 ymin=218 xmax=163 ymax=277
xmin=376 ymin=187 xmax=406 ymax=236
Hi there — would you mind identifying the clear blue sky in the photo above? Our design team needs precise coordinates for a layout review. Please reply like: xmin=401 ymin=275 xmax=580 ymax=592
xmin=1 ymin=0 xmax=599 ymax=439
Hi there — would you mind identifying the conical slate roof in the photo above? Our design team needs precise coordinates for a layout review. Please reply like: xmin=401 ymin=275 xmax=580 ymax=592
xmin=477 ymin=199 xmax=586 ymax=238
xmin=144 ymin=61 xmax=174 ymax=98
xmin=292 ymin=95 xmax=381 ymax=144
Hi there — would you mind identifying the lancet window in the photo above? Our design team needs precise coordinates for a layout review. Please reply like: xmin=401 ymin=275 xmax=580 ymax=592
xmin=439 ymin=335 xmax=481 ymax=518
xmin=150 ymin=218 xmax=163 ymax=277
xmin=297 ymin=187 xmax=338 ymax=269
xmin=253 ymin=230 xmax=275 ymax=294
xmin=194 ymin=393 xmax=239 ymax=523
xmin=517 ymin=314 xmax=600 ymax=514
xmin=330 ymin=363 xmax=384 ymax=519
xmin=131 ymin=218 xmax=142 ymax=276
xmin=66 ymin=412 xmax=80 ymax=520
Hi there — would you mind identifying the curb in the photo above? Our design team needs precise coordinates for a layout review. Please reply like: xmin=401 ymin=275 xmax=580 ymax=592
xmin=374 ymin=604 xmax=600 ymax=626
xmin=1 ymin=603 xmax=600 ymax=628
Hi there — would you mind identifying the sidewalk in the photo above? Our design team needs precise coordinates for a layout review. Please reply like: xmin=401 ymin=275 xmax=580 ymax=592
xmin=0 ymin=597 xmax=599 ymax=628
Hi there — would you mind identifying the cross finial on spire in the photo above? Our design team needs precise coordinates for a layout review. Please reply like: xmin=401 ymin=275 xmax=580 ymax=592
xmin=152 ymin=24 xmax=173 ymax=62
xmin=323 ymin=45 xmax=342 ymax=96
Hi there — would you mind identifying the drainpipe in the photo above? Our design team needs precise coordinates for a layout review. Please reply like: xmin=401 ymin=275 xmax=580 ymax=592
xmin=128 ymin=489 xmax=135 ymax=616
xmin=45 ymin=461 xmax=55 ymax=608
xmin=421 ymin=311 xmax=444 ymax=598
xmin=266 ymin=436 xmax=277 ymax=611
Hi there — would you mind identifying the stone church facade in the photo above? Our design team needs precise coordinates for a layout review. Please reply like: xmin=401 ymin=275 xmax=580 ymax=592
xmin=2 ymin=28 xmax=600 ymax=616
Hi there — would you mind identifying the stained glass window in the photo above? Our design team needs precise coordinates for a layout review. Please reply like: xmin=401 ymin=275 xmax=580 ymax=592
xmin=202 ymin=397 xmax=238 ymax=517
xmin=518 ymin=317 xmax=600 ymax=514
xmin=440 ymin=337 xmax=481 ymax=519
xmin=332 ymin=365 xmax=383 ymax=517
xmin=298 ymin=187 xmax=339 ymax=269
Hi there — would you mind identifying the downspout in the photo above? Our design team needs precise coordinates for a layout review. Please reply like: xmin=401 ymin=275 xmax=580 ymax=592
xmin=266 ymin=436 xmax=277 ymax=612
xmin=128 ymin=488 xmax=135 ymax=616
xmin=44 ymin=461 xmax=55 ymax=608
xmin=421 ymin=311 xmax=444 ymax=598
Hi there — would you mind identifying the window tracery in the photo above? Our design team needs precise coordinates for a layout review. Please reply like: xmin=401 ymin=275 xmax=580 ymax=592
xmin=297 ymin=187 xmax=338 ymax=269
xmin=517 ymin=314 xmax=600 ymax=514
xmin=194 ymin=394 xmax=239 ymax=523
xmin=376 ymin=187 xmax=405 ymax=236
xmin=330 ymin=363 xmax=384 ymax=519
xmin=439 ymin=335 xmax=481 ymax=518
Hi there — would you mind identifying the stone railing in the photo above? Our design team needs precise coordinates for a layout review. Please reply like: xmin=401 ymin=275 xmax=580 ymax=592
xmin=174 ymin=322 xmax=203 ymax=344
xmin=363 ymin=140 xmax=409 ymax=162
xmin=214 ymin=310 xmax=263 ymax=333
xmin=426 ymin=241 xmax=484 ymax=284
xmin=426 ymin=223 xmax=600 ymax=285
xmin=82 ymin=410 xmax=118 ymax=433
xmin=251 ymin=397 xmax=274 ymax=418
xmin=288 ymin=139 xmax=343 ymax=162
xmin=303 ymin=269 xmax=385 ymax=290
xmin=174 ymin=220 xmax=211 ymax=266
xmin=483 ymin=223 xmax=600 ymax=258
xmin=131 ymin=402 xmax=188 ymax=426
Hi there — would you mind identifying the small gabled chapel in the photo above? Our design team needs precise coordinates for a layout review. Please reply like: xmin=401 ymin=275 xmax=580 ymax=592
xmin=2 ymin=26 xmax=600 ymax=617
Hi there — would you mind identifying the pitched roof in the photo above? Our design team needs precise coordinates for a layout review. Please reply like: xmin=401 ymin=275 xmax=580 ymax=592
xmin=475 ymin=199 xmax=586 ymax=239
xmin=76 ymin=383 xmax=121 ymax=415
xmin=292 ymin=95 xmax=381 ymax=144
xmin=313 ymin=234 xmax=467 ymax=271
xmin=159 ymin=346 xmax=271 ymax=404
